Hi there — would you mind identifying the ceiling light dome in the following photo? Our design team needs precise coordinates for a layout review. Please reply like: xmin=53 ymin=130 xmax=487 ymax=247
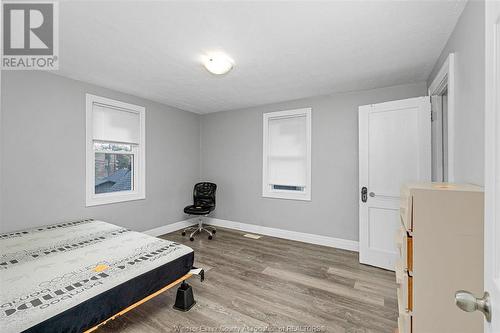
xmin=202 ymin=52 xmax=234 ymax=75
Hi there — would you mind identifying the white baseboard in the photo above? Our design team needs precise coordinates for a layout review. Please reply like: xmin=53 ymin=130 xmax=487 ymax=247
xmin=206 ymin=218 xmax=359 ymax=252
xmin=144 ymin=217 xmax=359 ymax=252
xmin=143 ymin=218 xmax=197 ymax=237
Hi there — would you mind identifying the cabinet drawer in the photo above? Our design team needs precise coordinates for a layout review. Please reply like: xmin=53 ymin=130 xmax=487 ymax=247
xmin=398 ymin=312 xmax=412 ymax=333
xmin=400 ymin=195 xmax=413 ymax=232
xmin=406 ymin=235 xmax=413 ymax=273
xmin=408 ymin=275 xmax=413 ymax=312
xmin=396 ymin=268 xmax=413 ymax=313
xmin=402 ymin=232 xmax=413 ymax=273
xmin=395 ymin=227 xmax=413 ymax=274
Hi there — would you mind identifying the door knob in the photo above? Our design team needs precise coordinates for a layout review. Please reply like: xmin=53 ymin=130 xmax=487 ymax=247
xmin=369 ymin=192 xmax=375 ymax=197
xmin=455 ymin=290 xmax=491 ymax=322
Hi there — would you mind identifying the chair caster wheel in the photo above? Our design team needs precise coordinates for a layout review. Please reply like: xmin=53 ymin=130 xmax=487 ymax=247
xmin=208 ymin=235 xmax=213 ymax=240
xmin=189 ymin=237 xmax=194 ymax=241
xmin=181 ymin=232 xmax=186 ymax=236
xmin=212 ymin=230 xmax=216 ymax=234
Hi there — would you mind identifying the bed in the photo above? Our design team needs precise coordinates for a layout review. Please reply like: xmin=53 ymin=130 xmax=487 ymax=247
xmin=0 ymin=219 xmax=195 ymax=333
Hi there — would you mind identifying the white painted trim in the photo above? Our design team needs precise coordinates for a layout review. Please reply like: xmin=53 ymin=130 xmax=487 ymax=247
xmin=429 ymin=54 xmax=451 ymax=95
xmin=143 ymin=218 xmax=197 ymax=237
xmin=206 ymin=218 xmax=359 ymax=252
xmin=85 ymin=94 xmax=146 ymax=207
xmin=428 ymin=53 xmax=455 ymax=182
xmin=430 ymin=95 xmax=444 ymax=181
xmin=143 ymin=217 xmax=358 ymax=252
xmin=484 ymin=3 xmax=500 ymax=331
xmin=262 ymin=107 xmax=312 ymax=201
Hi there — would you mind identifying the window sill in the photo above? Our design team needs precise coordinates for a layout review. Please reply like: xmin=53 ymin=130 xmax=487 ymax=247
xmin=86 ymin=193 xmax=145 ymax=207
xmin=262 ymin=192 xmax=311 ymax=201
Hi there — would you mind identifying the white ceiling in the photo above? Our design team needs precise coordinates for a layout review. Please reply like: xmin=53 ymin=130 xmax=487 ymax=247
xmin=58 ymin=1 xmax=466 ymax=114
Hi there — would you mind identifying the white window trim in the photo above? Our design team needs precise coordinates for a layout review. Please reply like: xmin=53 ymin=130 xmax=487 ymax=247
xmin=85 ymin=94 xmax=146 ymax=206
xmin=428 ymin=53 xmax=455 ymax=182
xmin=262 ymin=108 xmax=312 ymax=201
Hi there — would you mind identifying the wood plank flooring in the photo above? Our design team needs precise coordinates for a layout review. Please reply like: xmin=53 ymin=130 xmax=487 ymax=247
xmin=98 ymin=227 xmax=398 ymax=333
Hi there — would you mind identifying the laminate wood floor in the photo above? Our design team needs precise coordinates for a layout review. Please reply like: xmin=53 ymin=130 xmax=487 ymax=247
xmin=98 ymin=227 xmax=398 ymax=333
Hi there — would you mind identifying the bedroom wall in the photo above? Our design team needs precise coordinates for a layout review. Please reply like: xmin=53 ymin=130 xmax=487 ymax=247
xmin=199 ymin=82 xmax=427 ymax=242
xmin=427 ymin=0 xmax=485 ymax=186
xmin=0 ymin=71 xmax=200 ymax=233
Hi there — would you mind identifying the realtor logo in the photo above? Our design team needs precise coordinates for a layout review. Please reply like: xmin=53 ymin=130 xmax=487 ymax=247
xmin=2 ymin=1 xmax=59 ymax=70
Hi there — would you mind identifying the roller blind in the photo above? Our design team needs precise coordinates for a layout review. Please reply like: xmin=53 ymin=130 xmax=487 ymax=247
xmin=92 ymin=104 xmax=140 ymax=144
xmin=267 ymin=115 xmax=307 ymax=186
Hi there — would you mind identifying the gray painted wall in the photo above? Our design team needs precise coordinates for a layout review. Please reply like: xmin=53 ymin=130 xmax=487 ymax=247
xmin=4 ymin=4 xmax=480 ymax=240
xmin=200 ymin=82 xmax=427 ymax=241
xmin=427 ymin=0 xmax=485 ymax=185
xmin=1 ymin=71 xmax=200 ymax=233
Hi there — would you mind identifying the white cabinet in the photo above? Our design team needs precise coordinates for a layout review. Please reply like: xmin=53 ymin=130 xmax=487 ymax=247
xmin=396 ymin=183 xmax=484 ymax=333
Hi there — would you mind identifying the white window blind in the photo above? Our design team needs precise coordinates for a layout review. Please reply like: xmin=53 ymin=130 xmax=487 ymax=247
xmin=268 ymin=115 xmax=307 ymax=186
xmin=262 ymin=108 xmax=311 ymax=201
xmin=92 ymin=104 xmax=140 ymax=144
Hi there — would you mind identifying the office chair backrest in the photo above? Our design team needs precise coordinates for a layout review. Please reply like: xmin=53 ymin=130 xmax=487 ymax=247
xmin=193 ymin=182 xmax=216 ymax=208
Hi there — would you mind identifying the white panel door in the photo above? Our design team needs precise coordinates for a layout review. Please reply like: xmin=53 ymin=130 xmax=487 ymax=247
xmin=359 ymin=97 xmax=431 ymax=270
xmin=484 ymin=1 xmax=500 ymax=330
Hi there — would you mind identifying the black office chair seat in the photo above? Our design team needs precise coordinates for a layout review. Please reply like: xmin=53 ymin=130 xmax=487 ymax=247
xmin=183 ymin=205 xmax=213 ymax=215
xmin=182 ymin=182 xmax=217 ymax=241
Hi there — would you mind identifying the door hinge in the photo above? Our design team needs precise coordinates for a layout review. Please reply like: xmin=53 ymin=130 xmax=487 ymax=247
xmin=431 ymin=111 xmax=435 ymax=122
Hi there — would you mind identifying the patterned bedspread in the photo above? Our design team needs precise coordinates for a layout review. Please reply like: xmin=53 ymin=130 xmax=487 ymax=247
xmin=0 ymin=219 xmax=193 ymax=333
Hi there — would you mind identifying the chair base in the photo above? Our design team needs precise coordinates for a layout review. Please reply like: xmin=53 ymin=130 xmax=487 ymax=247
xmin=182 ymin=216 xmax=216 ymax=241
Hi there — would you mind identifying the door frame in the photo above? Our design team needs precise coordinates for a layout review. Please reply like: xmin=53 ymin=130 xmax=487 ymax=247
xmin=430 ymin=95 xmax=444 ymax=181
xmin=429 ymin=53 xmax=455 ymax=182
xmin=484 ymin=1 xmax=500 ymax=331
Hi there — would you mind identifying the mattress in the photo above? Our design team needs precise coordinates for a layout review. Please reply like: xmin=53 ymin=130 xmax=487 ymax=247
xmin=0 ymin=219 xmax=194 ymax=333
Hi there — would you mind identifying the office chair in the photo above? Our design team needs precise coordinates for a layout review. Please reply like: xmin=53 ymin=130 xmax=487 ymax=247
xmin=182 ymin=182 xmax=217 ymax=241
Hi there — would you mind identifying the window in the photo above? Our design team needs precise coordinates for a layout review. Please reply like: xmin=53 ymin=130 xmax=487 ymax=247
xmin=86 ymin=94 xmax=145 ymax=206
xmin=262 ymin=108 xmax=311 ymax=200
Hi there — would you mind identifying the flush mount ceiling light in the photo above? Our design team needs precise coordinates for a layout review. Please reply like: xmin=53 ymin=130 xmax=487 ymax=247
xmin=202 ymin=52 xmax=234 ymax=75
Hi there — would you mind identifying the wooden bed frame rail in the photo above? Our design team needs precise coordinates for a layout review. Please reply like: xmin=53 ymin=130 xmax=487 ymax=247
xmin=84 ymin=273 xmax=193 ymax=333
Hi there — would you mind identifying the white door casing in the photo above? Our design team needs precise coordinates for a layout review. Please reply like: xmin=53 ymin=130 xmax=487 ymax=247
xmin=484 ymin=1 xmax=500 ymax=331
xmin=429 ymin=53 xmax=455 ymax=182
xmin=431 ymin=95 xmax=444 ymax=181
xmin=359 ymin=97 xmax=431 ymax=270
